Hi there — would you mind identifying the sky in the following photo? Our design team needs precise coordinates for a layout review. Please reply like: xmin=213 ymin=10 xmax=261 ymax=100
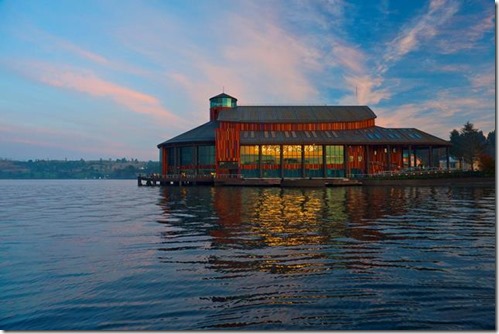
xmin=0 ymin=0 xmax=495 ymax=161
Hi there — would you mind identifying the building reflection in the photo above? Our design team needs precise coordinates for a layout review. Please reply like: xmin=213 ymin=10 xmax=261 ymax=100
xmin=156 ymin=185 xmax=430 ymax=276
xmin=209 ymin=186 xmax=421 ymax=247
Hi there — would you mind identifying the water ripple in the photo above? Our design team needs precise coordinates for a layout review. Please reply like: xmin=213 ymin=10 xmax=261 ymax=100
xmin=0 ymin=180 xmax=495 ymax=330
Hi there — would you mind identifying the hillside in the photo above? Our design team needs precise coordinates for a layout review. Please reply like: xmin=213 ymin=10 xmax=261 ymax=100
xmin=0 ymin=159 xmax=160 ymax=179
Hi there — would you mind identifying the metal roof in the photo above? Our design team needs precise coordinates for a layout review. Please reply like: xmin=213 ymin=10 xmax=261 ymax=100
xmin=157 ymin=121 xmax=217 ymax=147
xmin=239 ymin=127 xmax=450 ymax=147
xmin=209 ymin=93 xmax=238 ymax=101
xmin=217 ymin=105 xmax=376 ymax=123
xmin=158 ymin=124 xmax=450 ymax=148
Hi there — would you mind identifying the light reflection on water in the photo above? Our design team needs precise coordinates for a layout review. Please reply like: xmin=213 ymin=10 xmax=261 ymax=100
xmin=0 ymin=180 xmax=495 ymax=330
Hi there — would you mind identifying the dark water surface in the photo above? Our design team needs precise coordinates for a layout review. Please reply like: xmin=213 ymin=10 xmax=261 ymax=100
xmin=0 ymin=180 xmax=495 ymax=330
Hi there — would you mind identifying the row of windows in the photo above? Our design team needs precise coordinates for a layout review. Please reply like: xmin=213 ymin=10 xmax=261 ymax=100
xmin=210 ymin=97 xmax=236 ymax=108
xmin=241 ymin=145 xmax=344 ymax=165
xmin=166 ymin=145 xmax=216 ymax=166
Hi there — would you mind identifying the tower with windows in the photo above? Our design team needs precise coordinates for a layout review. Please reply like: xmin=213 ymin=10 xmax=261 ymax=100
xmin=209 ymin=93 xmax=237 ymax=121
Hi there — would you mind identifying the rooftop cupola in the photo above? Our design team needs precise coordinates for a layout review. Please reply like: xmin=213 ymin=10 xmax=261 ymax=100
xmin=209 ymin=93 xmax=237 ymax=121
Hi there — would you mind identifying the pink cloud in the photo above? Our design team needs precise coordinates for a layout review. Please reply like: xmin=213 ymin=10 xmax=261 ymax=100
xmin=164 ymin=10 xmax=324 ymax=115
xmin=13 ymin=61 xmax=188 ymax=128
xmin=339 ymin=75 xmax=391 ymax=105
xmin=469 ymin=72 xmax=495 ymax=94
xmin=329 ymin=41 xmax=366 ymax=74
xmin=57 ymin=40 xmax=110 ymax=65
xmin=375 ymin=92 xmax=495 ymax=139
xmin=221 ymin=15 xmax=321 ymax=103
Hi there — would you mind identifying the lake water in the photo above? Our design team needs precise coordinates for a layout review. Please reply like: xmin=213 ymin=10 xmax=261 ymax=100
xmin=0 ymin=180 xmax=495 ymax=330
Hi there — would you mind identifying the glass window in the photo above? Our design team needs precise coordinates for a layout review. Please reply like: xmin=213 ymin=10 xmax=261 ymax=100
xmin=325 ymin=145 xmax=344 ymax=164
xmin=166 ymin=147 xmax=176 ymax=174
xmin=198 ymin=145 xmax=215 ymax=165
xmin=167 ymin=147 xmax=175 ymax=166
xmin=210 ymin=97 xmax=235 ymax=108
xmin=240 ymin=145 xmax=259 ymax=165
xmin=180 ymin=146 xmax=194 ymax=166
xmin=261 ymin=145 xmax=281 ymax=177
xmin=198 ymin=145 xmax=215 ymax=175
xmin=283 ymin=145 xmax=302 ymax=177
xmin=240 ymin=145 xmax=259 ymax=177
xmin=325 ymin=145 xmax=345 ymax=177
xmin=304 ymin=145 xmax=323 ymax=177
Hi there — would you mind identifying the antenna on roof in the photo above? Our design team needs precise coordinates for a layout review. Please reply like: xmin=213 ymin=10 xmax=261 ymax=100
xmin=222 ymin=86 xmax=225 ymax=93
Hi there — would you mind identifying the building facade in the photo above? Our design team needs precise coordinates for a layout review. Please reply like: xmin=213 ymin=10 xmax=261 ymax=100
xmin=158 ymin=93 xmax=451 ymax=178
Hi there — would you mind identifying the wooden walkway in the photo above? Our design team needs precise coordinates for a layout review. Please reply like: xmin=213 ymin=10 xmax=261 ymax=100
xmin=137 ymin=175 xmax=362 ymax=187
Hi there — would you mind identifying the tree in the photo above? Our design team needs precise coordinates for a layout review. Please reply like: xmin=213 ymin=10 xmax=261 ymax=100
xmin=485 ymin=130 xmax=495 ymax=158
xmin=479 ymin=153 xmax=495 ymax=175
xmin=449 ymin=122 xmax=486 ymax=171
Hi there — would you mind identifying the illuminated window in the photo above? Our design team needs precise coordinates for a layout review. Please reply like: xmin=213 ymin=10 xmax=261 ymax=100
xmin=283 ymin=145 xmax=302 ymax=177
xmin=261 ymin=145 xmax=281 ymax=177
xmin=304 ymin=145 xmax=323 ymax=177
xmin=240 ymin=145 xmax=259 ymax=177
xmin=240 ymin=145 xmax=258 ymax=165
xmin=325 ymin=145 xmax=344 ymax=164
xmin=325 ymin=145 xmax=345 ymax=177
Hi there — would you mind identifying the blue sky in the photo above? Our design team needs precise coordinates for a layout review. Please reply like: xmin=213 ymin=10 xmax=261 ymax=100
xmin=0 ymin=0 xmax=495 ymax=161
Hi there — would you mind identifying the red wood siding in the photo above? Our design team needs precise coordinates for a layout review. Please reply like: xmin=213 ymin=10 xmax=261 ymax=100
xmin=219 ymin=119 xmax=375 ymax=131
xmin=161 ymin=147 xmax=168 ymax=175
xmin=215 ymin=128 xmax=240 ymax=174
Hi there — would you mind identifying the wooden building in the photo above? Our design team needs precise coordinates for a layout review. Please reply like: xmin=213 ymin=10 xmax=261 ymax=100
xmin=157 ymin=93 xmax=451 ymax=178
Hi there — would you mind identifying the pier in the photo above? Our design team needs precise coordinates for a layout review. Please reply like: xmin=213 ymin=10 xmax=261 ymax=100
xmin=138 ymin=170 xmax=493 ymax=187
xmin=137 ymin=174 xmax=362 ymax=187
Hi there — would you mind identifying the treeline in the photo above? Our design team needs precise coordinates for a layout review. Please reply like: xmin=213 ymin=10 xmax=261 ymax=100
xmin=449 ymin=122 xmax=495 ymax=174
xmin=0 ymin=158 xmax=160 ymax=179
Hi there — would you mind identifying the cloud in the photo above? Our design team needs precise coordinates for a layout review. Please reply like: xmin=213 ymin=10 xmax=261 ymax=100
xmin=221 ymin=15 xmax=321 ymax=102
xmin=380 ymin=0 xmax=460 ymax=73
xmin=340 ymin=75 xmax=391 ymax=105
xmin=436 ymin=11 xmax=495 ymax=54
xmin=469 ymin=71 xmax=495 ymax=94
xmin=56 ymin=39 xmax=110 ymax=65
xmin=10 ymin=60 xmax=188 ymax=127
xmin=376 ymin=90 xmax=495 ymax=139
xmin=161 ymin=4 xmax=325 ymax=111
xmin=328 ymin=41 xmax=366 ymax=74
xmin=326 ymin=42 xmax=391 ymax=105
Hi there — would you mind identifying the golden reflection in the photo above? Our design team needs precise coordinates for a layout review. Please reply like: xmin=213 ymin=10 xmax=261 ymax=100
xmin=157 ymin=186 xmax=427 ymax=275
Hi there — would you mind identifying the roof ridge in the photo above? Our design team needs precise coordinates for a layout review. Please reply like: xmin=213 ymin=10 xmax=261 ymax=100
xmin=237 ymin=105 xmax=369 ymax=107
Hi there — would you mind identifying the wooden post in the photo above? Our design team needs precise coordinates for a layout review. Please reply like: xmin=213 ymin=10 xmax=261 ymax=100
xmin=445 ymin=147 xmax=450 ymax=170
xmin=365 ymin=145 xmax=370 ymax=175
xmin=280 ymin=145 xmax=284 ymax=178
xmin=343 ymin=145 xmax=349 ymax=177
xmin=322 ymin=145 xmax=327 ymax=178
xmin=428 ymin=146 xmax=433 ymax=168
xmin=194 ymin=145 xmax=199 ymax=176
xmin=301 ymin=145 xmax=305 ymax=178
xmin=386 ymin=145 xmax=391 ymax=171
xmin=258 ymin=145 xmax=263 ymax=178
xmin=408 ymin=145 xmax=412 ymax=168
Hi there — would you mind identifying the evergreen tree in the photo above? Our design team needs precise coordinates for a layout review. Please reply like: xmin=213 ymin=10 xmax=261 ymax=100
xmin=449 ymin=122 xmax=486 ymax=170
xmin=485 ymin=130 xmax=495 ymax=158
